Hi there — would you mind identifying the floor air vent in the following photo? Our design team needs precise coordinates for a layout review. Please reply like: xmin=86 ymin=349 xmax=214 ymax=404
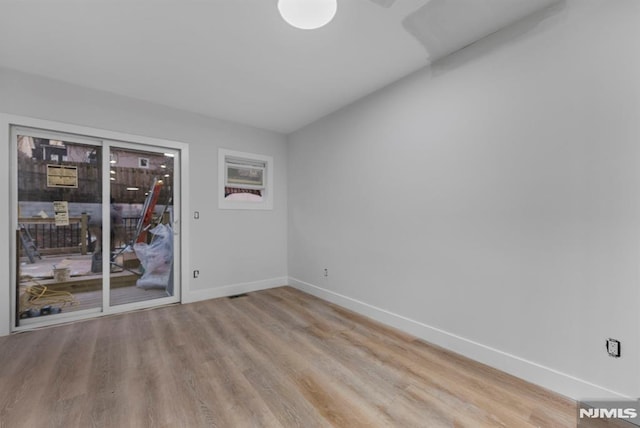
xmin=228 ymin=293 xmax=248 ymax=299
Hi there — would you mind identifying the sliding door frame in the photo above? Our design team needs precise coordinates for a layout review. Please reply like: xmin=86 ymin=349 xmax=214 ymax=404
xmin=2 ymin=114 xmax=190 ymax=333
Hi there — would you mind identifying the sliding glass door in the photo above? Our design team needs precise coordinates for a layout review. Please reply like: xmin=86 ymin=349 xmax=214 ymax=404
xmin=12 ymin=127 xmax=180 ymax=329
xmin=107 ymin=143 xmax=178 ymax=308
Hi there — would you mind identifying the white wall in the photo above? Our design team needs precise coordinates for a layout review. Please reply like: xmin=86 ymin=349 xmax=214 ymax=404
xmin=288 ymin=0 xmax=640 ymax=400
xmin=0 ymin=67 xmax=288 ymax=335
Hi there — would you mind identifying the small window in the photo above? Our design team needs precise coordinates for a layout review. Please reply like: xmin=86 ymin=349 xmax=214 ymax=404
xmin=219 ymin=149 xmax=273 ymax=210
xmin=87 ymin=150 xmax=98 ymax=164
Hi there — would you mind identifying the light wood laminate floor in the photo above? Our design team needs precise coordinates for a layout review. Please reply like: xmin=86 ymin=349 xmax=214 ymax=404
xmin=0 ymin=286 xmax=579 ymax=427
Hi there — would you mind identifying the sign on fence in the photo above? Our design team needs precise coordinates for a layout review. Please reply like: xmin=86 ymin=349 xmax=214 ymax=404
xmin=47 ymin=165 xmax=78 ymax=188
xmin=53 ymin=201 xmax=70 ymax=226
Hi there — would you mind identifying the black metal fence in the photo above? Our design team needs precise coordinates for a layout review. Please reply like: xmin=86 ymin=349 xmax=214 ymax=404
xmin=22 ymin=223 xmax=85 ymax=254
xmin=21 ymin=216 xmax=142 ymax=255
xmin=121 ymin=217 xmax=140 ymax=244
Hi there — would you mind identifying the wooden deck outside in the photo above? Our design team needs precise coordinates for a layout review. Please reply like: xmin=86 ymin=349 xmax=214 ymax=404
xmin=18 ymin=254 xmax=169 ymax=318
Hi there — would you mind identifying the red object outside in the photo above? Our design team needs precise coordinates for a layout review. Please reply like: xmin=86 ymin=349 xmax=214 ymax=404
xmin=136 ymin=181 xmax=163 ymax=243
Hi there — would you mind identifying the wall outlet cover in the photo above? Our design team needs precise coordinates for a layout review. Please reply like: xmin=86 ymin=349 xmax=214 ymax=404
xmin=606 ymin=338 xmax=621 ymax=358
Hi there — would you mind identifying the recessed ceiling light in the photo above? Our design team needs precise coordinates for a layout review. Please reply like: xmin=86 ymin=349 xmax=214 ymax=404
xmin=278 ymin=0 xmax=337 ymax=30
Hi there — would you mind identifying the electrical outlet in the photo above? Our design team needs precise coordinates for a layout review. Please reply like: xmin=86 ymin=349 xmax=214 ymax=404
xmin=324 ymin=268 xmax=328 ymax=277
xmin=193 ymin=270 xmax=200 ymax=279
xmin=194 ymin=211 xmax=200 ymax=219
xmin=606 ymin=338 xmax=621 ymax=358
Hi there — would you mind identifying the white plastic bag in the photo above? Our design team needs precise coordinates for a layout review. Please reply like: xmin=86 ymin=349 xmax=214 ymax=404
xmin=133 ymin=224 xmax=173 ymax=289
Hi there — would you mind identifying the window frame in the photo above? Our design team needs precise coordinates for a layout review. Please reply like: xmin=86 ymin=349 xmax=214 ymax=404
xmin=218 ymin=148 xmax=273 ymax=210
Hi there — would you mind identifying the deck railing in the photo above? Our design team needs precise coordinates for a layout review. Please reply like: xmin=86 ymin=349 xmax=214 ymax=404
xmin=19 ymin=215 xmax=142 ymax=255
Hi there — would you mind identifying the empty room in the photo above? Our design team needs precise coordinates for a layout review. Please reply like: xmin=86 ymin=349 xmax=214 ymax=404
xmin=0 ymin=0 xmax=638 ymax=426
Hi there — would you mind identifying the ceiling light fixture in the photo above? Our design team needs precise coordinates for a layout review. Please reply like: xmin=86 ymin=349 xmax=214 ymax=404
xmin=278 ymin=0 xmax=337 ymax=30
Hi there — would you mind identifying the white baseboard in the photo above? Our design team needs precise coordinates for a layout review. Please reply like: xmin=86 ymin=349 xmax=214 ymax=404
xmin=183 ymin=276 xmax=287 ymax=304
xmin=288 ymin=277 xmax=631 ymax=402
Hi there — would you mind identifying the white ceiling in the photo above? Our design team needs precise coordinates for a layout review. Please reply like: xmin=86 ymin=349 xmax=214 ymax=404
xmin=0 ymin=0 xmax=559 ymax=133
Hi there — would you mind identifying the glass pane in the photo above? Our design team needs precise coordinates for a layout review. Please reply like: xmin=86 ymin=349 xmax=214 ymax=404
xmin=227 ymin=165 xmax=264 ymax=187
xmin=109 ymin=147 xmax=174 ymax=306
xmin=16 ymin=135 xmax=103 ymax=324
